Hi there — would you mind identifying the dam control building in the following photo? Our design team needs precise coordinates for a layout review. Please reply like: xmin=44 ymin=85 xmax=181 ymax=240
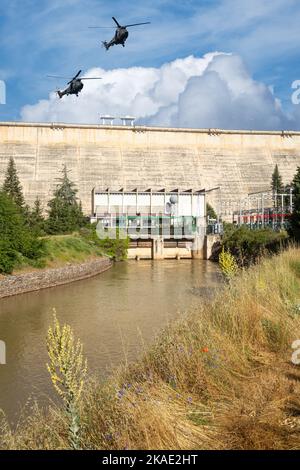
xmin=91 ymin=188 xmax=206 ymax=259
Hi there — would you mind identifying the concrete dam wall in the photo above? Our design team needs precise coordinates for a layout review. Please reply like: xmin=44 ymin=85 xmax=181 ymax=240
xmin=0 ymin=122 xmax=300 ymax=215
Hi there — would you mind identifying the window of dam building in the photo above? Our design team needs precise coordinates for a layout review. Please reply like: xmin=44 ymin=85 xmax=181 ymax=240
xmin=0 ymin=260 xmax=221 ymax=423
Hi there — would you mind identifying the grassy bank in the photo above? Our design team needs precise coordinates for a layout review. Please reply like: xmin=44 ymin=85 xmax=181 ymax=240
xmin=1 ymin=248 xmax=300 ymax=450
xmin=13 ymin=232 xmax=128 ymax=273
xmin=12 ymin=235 xmax=102 ymax=273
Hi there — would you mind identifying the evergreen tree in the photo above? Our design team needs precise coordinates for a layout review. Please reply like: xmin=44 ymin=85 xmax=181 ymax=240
xmin=2 ymin=157 xmax=26 ymax=211
xmin=46 ymin=166 xmax=85 ymax=234
xmin=29 ymin=197 xmax=45 ymax=236
xmin=207 ymin=203 xmax=217 ymax=220
xmin=289 ymin=167 xmax=300 ymax=241
xmin=271 ymin=164 xmax=284 ymax=210
xmin=0 ymin=192 xmax=45 ymax=273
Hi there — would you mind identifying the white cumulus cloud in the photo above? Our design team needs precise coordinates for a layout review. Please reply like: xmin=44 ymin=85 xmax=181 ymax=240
xmin=21 ymin=52 xmax=297 ymax=130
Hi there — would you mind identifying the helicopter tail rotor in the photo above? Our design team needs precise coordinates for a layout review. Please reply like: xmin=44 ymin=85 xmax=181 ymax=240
xmin=102 ymin=41 xmax=109 ymax=51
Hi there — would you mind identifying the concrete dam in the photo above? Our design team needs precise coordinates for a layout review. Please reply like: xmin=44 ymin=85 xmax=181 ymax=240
xmin=1 ymin=122 xmax=300 ymax=216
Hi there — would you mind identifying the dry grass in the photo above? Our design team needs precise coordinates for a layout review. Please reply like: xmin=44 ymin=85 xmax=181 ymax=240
xmin=1 ymin=247 xmax=300 ymax=450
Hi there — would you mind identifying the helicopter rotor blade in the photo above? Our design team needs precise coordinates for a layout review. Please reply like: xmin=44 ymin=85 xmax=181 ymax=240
xmin=125 ymin=22 xmax=151 ymax=28
xmin=68 ymin=70 xmax=82 ymax=84
xmin=112 ymin=17 xmax=121 ymax=28
xmin=80 ymin=78 xmax=102 ymax=80
xmin=73 ymin=70 xmax=82 ymax=80
xmin=88 ymin=26 xmax=115 ymax=29
xmin=47 ymin=75 xmax=72 ymax=80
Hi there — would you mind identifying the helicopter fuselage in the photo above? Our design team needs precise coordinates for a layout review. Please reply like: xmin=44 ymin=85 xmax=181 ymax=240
xmin=103 ymin=27 xmax=129 ymax=50
xmin=59 ymin=79 xmax=84 ymax=98
xmin=115 ymin=27 xmax=129 ymax=44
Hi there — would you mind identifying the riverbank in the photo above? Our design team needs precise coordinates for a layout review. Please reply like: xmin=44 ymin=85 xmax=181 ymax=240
xmin=0 ymin=257 xmax=112 ymax=299
xmin=0 ymin=235 xmax=114 ymax=299
xmin=1 ymin=248 xmax=300 ymax=450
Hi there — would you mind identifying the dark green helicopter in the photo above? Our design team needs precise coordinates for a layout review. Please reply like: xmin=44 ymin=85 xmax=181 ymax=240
xmin=47 ymin=70 xmax=102 ymax=98
xmin=89 ymin=17 xmax=151 ymax=50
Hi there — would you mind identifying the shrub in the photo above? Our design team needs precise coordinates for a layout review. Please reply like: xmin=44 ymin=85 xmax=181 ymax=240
xmin=80 ymin=225 xmax=129 ymax=261
xmin=0 ymin=240 xmax=18 ymax=274
xmin=47 ymin=313 xmax=87 ymax=449
xmin=222 ymin=225 xmax=288 ymax=267
xmin=219 ymin=246 xmax=238 ymax=278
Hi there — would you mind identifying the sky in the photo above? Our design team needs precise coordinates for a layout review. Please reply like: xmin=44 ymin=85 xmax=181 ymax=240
xmin=1 ymin=0 xmax=300 ymax=129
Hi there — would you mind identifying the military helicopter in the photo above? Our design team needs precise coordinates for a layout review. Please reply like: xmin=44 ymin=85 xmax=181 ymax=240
xmin=89 ymin=17 xmax=151 ymax=50
xmin=47 ymin=70 xmax=102 ymax=98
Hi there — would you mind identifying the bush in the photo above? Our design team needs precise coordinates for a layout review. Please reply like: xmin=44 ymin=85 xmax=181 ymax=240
xmin=222 ymin=225 xmax=288 ymax=267
xmin=219 ymin=246 xmax=238 ymax=278
xmin=0 ymin=240 xmax=18 ymax=274
xmin=80 ymin=224 xmax=129 ymax=261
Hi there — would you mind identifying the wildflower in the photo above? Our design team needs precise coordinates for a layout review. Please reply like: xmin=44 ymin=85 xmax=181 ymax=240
xmin=202 ymin=347 xmax=209 ymax=353
xmin=219 ymin=247 xmax=238 ymax=278
xmin=117 ymin=389 xmax=125 ymax=400
xmin=46 ymin=312 xmax=87 ymax=450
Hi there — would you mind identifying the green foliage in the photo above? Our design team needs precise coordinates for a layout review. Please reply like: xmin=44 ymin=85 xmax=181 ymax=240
xmin=222 ymin=225 xmax=288 ymax=267
xmin=271 ymin=164 xmax=285 ymax=211
xmin=207 ymin=203 xmax=217 ymax=220
xmin=261 ymin=319 xmax=287 ymax=352
xmin=271 ymin=164 xmax=284 ymax=195
xmin=0 ymin=240 xmax=18 ymax=274
xmin=46 ymin=166 xmax=87 ymax=235
xmin=80 ymin=224 xmax=129 ymax=261
xmin=28 ymin=197 xmax=45 ymax=236
xmin=2 ymin=157 xmax=26 ymax=212
xmin=289 ymin=166 xmax=300 ymax=241
xmin=0 ymin=192 xmax=46 ymax=274
xmin=43 ymin=235 xmax=101 ymax=264
xmin=219 ymin=246 xmax=238 ymax=278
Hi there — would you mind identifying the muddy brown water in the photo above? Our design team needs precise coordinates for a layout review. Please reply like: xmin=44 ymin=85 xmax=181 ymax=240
xmin=0 ymin=260 xmax=221 ymax=423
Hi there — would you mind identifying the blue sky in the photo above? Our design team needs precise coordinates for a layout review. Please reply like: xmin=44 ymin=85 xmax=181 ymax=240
xmin=1 ymin=0 xmax=300 ymax=128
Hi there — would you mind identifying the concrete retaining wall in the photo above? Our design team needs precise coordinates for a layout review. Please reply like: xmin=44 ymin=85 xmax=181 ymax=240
xmin=204 ymin=235 xmax=222 ymax=260
xmin=1 ymin=122 xmax=300 ymax=216
xmin=0 ymin=257 xmax=112 ymax=299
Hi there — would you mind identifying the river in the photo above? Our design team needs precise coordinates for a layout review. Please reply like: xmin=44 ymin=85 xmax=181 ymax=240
xmin=0 ymin=260 xmax=220 ymax=423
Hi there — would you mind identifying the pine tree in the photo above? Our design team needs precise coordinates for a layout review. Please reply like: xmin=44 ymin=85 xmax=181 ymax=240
xmin=0 ymin=191 xmax=45 ymax=273
xmin=29 ymin=197 xmax=45 ymax=236
xmin=289 ymin=167 xmax=300 ymax=241
xmin=46 ymin=165 xmax=85 ymax=234
xmin=207 ymin=203 xmax=217 ymax=220
xmin=271 ymin=164 xmax=284 ymax=210
xmin=2 ymin=157 xmax=26 ymax=211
